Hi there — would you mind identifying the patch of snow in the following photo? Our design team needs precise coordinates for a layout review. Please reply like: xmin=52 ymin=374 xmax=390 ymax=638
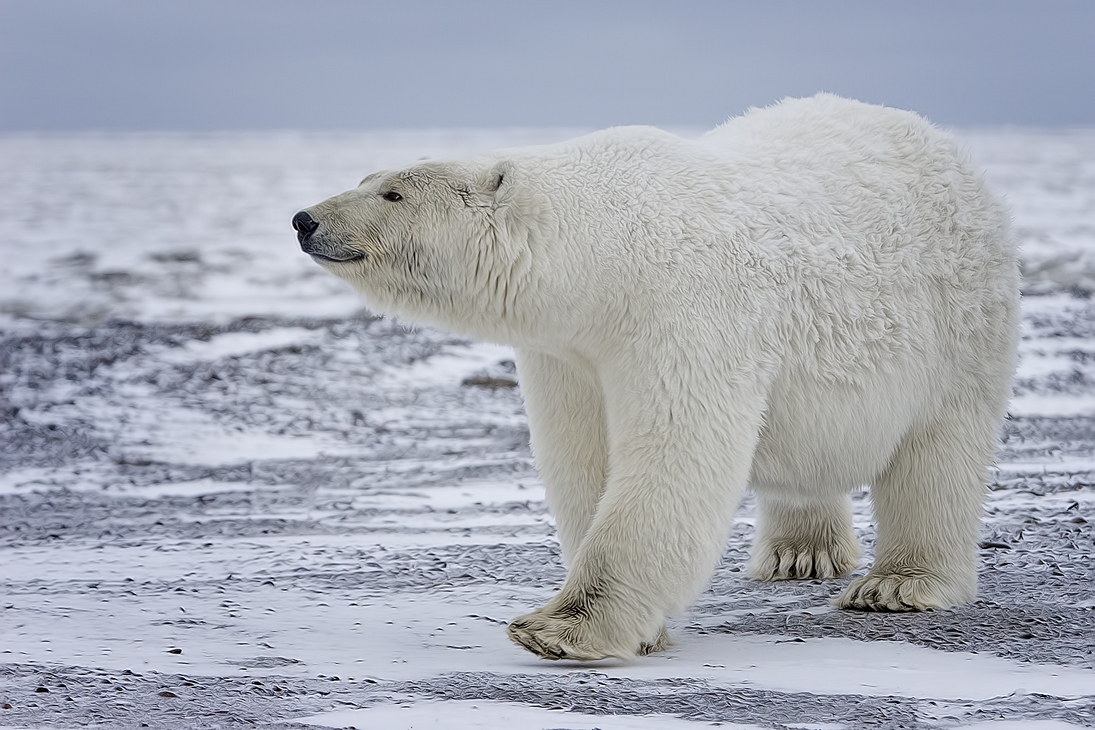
xmin=957 ymin=722 xmax=1088 ymax=730
xmin=995 ymin=457 xmax=1095 ymax=475
xmin=0 ymin=469 xmax=260 ymax=498
xmin=296 ymin=699 xmax=751 ymax=729
xmin=374 ymin=341 xmax=517 ymax=390
xmin=1008 ymin=393 xmax=1095 ymax=418
xmin=157 ymin=327 xmax=326 ymax=363
xmin=116 ymin=404 xmax=354 ymax=466
xmin=4 ymin=568 xmax=1093 ymax=703
xmin=349 ymin=479 xmax=544 ymax=511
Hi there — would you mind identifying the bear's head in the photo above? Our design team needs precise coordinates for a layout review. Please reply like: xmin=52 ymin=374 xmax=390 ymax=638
xmin=293 ymin=159 xmax=542 ymax=336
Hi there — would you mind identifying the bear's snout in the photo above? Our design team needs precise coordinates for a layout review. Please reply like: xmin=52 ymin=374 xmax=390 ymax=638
xmin=292 ymin=210 xmax=319 ymax=246
xmin=293 ymin=209 xmax=366 ymax=263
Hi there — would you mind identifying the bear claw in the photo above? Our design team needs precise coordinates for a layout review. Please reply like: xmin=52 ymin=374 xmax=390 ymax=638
xmin=750 ymin=545 xmax=858 ymax=582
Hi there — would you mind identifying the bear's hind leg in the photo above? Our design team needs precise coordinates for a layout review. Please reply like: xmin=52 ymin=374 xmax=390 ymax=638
xmin=836 ymin=411 xmax=992 ymax=612
xmin=749 ymin=492 xmax=859 ymax=581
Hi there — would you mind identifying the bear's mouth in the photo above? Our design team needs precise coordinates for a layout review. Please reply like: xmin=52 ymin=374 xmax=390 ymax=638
xmin=309 ymin=252 xmax=366 ymax=264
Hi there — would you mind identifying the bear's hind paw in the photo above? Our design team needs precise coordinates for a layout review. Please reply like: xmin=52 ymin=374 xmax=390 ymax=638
xmin=749 ymin=544 xmax=857 ymax=582
xmin=834 ymin=570 xmax=972 ymax=612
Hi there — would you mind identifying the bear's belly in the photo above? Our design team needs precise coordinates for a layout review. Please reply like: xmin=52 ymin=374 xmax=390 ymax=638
xmin=747 ymin=364 xmax=934 ymax=498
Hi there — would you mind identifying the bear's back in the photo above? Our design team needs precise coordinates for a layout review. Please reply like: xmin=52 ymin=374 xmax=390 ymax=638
xmin=497 ymin=97 xmax=1018 ymax=405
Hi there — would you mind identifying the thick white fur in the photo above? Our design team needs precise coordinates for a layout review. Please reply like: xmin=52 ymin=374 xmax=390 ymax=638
xmin=300 ymin=95 xmax=1020 ymax=661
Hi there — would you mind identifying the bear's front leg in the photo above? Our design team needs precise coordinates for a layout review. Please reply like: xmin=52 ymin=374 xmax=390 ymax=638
xmin=516 ymin=349 xmax=608 ymax=565
xmin=508 ymin=365 xmax=767 ymax=660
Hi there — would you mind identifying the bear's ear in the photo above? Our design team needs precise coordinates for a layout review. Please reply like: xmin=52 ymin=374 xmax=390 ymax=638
xmin=461 ymin=161 xmax=514 ymax=208
xmin=358 ymin=170 xmax=384 ymax=187
xmin=486 ymin=162 xmax=510 ymax=194
xmin=484 ymin=161 xmax=516 ymax=201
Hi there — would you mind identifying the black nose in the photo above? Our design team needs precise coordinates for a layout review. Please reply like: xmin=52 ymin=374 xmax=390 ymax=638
xmin=292 ymin=210 xmax=319 ymax=243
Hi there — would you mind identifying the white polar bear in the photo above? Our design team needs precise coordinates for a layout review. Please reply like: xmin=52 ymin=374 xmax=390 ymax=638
xmin=294 ymin=94 xmax=1020 ymax=661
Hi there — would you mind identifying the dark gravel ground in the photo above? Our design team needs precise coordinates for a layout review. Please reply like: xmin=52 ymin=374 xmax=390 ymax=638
xmin=1 ymin=297 xmax=1094 ymax=729
xmin=1 ymin=665 xmax=1093 ymax=730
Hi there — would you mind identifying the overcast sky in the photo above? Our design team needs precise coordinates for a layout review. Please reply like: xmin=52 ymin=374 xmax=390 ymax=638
xmin=2 ymin=0 xmax=1093 ymax=131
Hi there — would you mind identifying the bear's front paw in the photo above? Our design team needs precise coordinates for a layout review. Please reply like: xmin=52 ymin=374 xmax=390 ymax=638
xmin=507 ymin=609 xmax=613 ymax=661
xmin=834 ymin=570 xmax=971 ymax=612
xmin=749 ymin=542 xmax=858 ymax=581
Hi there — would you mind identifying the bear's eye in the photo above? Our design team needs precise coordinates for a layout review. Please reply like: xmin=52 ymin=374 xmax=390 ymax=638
xmin=381 ymin=191 xmax=403 ymax=202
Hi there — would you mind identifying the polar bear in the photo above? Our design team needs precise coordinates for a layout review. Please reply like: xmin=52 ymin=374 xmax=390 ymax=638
xmin=293 ymin=95 xmax=1020 ymax=661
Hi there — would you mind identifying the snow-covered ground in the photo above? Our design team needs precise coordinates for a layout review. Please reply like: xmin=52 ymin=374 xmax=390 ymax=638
xmin=1 ymin=128 xmax=1093 ymax=729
